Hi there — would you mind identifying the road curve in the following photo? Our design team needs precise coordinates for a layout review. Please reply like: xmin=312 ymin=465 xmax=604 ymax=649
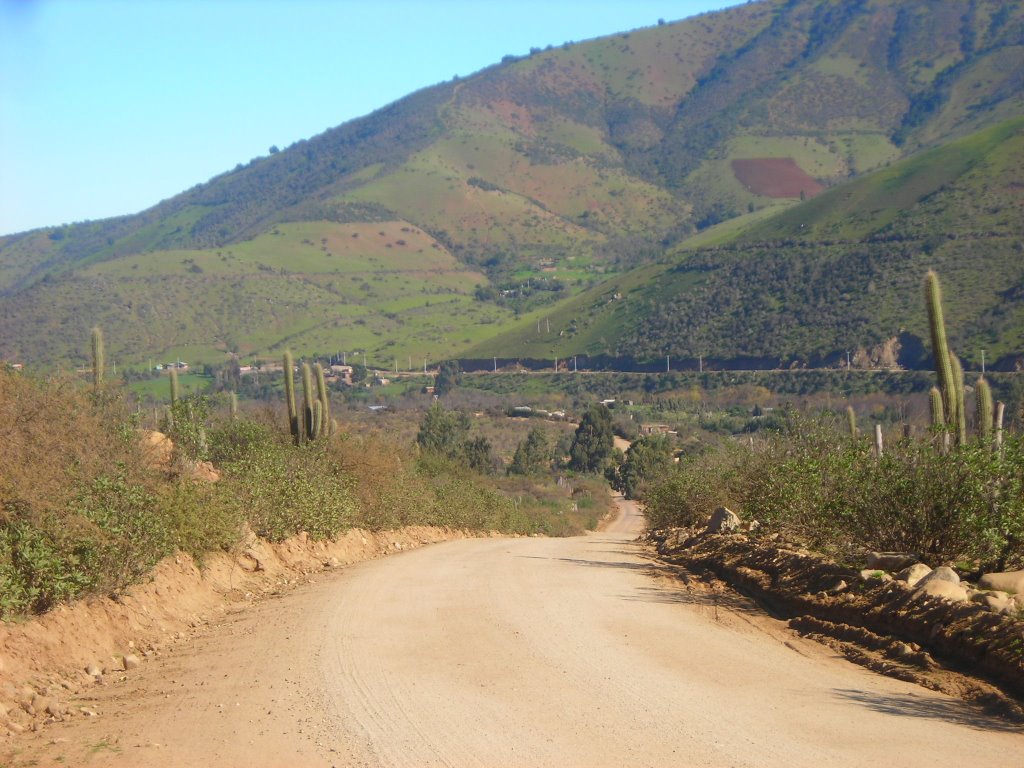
xmin=16 ymin=499 xmax=1024 ymax=767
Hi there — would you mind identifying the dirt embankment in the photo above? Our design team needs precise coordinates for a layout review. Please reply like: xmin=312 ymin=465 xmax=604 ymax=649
xmin=0 ymin=525 xmax=488 ymax=738
xmin=649 ymin=527 xmax=1024 ymax=720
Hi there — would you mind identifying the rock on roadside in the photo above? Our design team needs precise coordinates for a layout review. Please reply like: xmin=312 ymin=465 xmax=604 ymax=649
xmin=896 ymin=563 xmax=932 ymax=587
xmin=979 ymin=570 xmax=1024 ymax=595
xmin=705 ymin=507 xmax=741 ymax=535
xmin=866 ymin=552 xmax=918 ymax=572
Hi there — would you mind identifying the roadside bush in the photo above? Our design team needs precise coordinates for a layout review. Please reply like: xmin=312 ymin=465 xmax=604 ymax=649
xmin=330 ymin=434 xmax=436 ymax=530
xmin=163 ymin=394 xmax=211 ymax=463
xmin=643 ymin=442 xmax=751 ymax=529
xmin=73 ymin=471 xmax=171 ymax=590
xmin=162 ymin=479 xmax=245 ymax=562
xmin=0 ymin=367 xmax=608 ymax=620
xmin=220 ymin=441 xmax=356 ymax=542
xmin=647 ymin=412 xmax=1024 ymax=572
xmin=0 ymin=370 xmax=173 ymax=617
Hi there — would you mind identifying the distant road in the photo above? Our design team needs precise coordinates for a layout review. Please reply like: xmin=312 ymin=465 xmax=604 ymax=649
xmin=19 ymin=498 xmax=1024 ymax=767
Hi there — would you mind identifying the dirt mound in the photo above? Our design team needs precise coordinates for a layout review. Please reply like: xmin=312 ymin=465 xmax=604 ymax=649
xmin=649 ymin=527 xmax=1024 ymax=720
xmin=731 ymin=157 xmax=824 ymax=198
xmin=0 ymin=525 xmax=484 ymax=738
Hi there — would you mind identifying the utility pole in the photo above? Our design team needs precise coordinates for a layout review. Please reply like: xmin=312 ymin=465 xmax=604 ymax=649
xmin=493 ymin=356 xmax=497 ymax=372
xmin=573 ymin=356 xmax=577 ymax=372
xmin=846 ymin=350 xmax=851 ymax=369
xmin=666 ymin=355 xmax=670 ymax=373
xmin=554 ymin=357 xmax=558 ymax=372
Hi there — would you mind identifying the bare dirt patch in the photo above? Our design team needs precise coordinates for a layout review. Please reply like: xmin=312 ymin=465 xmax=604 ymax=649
xmin=731 ymin=157 xmax=825 ymax=198
xmin=0 ymin=525 xmax=485 ymax=743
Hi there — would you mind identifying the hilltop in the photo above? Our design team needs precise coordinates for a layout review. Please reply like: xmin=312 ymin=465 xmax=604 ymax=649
xmin=1 ymin=0 xmax=1022 ymax=368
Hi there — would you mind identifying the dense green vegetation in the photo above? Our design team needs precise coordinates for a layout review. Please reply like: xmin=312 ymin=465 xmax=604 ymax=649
xmin=643 ymin=416 xmax=1024 ymax=573
xmin=474 ymin=117 xmax=1024 ymax=367
xmin=641 ymin=268 xmax=1023 ymax=573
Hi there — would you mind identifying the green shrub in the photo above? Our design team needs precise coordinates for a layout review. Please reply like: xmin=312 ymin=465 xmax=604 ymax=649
xmin=73 ymin=471 xmax=171 ymax=590
xmin=643 ymin=442 xmax=750 ymax=529
xmin=221 ymin=442 xmax=356 ymax=541
xmin=163 ymin=394 xmax=210 ymax=463
xmin=648 ymin=413 xmax=1024 ymax=571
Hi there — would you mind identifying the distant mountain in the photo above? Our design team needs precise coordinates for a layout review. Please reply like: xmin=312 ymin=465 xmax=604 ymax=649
xmin=1 ymin=0 xmax=1022 ymax=368
xmin=472 ymin=116 xmax=1024 ymax=370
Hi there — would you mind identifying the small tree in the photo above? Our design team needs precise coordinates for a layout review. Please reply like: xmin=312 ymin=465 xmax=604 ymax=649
xmin=569 ymin=404 xmax=615 ymax=472
xmin=434 ymin=360 xmax=462 ymax=397
xmin=416 ymin=402 xmax=470 ymax=459
xmin=463 ymin=435 xmax=496 ymax=474
xmin=509 ymin=426 xmax=551 ymax=476
xmin=606 ymin=434 xmax=673 ymax=499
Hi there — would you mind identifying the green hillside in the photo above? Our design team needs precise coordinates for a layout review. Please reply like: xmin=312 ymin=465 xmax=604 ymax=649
xmin=0 ymin=221 xmax=507 ymax=368
xmin=1 ymin=0 xmax=1022 ymax=367
xmin=473 ymin=116 xmax=1024 ymax=369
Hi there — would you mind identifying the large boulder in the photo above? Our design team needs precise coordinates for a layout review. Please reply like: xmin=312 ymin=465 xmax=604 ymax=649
xmin=978 ymin=570 xmax=1024 ymax=595
xmin=896 ymin=563 xmax=932 ymax=588
xmin=971 ymin=590 xmax=1014 ymax=614
xmin=916 ymin=566 xmax=960 ymax=587
xmin=866 ymin=552 xmax=917 ymax=572
xmin=914 ymin=579 xmax=968 ymax=603
xmin=705 ymin=507 xmax=741 ymax=535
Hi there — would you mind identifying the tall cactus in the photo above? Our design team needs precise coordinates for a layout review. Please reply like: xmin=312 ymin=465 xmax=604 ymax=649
xmin=976 ymin=376 xmax=993 ymax=442
xmin=169 ymin=367 xmax=180 ymax=407
xmin=311 ymin=400 xmax=323 ymax=441
xmin=845 ymin=405 xmax=857 ymax=437
xmin=314 ymin=362 xmax=330 ymax=438
xmin=951 ymin=355 xmax=967 ymax=446
xmin=924 ymin=271 xmax=966 ymax=446
xmin=90 ymin=326 xmax=104 ymax=390
xmin=301 ymin=362 xmax=315 ymax=442
xmin=283 ymin=351 xmax=300 ymax=445
xmin=929 ymin=387 xmax=945 ymax=429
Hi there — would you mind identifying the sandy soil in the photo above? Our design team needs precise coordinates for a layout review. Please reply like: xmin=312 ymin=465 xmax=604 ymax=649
xmin=6 ymin=499 xmax=1023 ymax=767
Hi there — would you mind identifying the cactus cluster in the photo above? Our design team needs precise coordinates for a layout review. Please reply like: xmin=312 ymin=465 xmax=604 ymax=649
xmin=924 ymin=270 xmax=1003 ymax=449
xmin=283 ymin=350 xmax=333 ymax=445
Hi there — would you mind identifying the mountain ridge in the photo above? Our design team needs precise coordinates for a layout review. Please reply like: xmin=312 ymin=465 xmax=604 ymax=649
xmin=1 ymin=0 xmax=1022 ymax=368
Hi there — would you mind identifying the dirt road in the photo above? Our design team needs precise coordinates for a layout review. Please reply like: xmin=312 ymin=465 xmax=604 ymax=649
xmin=13 ymin=498 xmax=1023 ymax=767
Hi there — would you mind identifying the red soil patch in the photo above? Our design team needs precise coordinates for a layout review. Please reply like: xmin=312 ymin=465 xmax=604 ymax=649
xmin=731 ymin=157 xmax=824 ymax=199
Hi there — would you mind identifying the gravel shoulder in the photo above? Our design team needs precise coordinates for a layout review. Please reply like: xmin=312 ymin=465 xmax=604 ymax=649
xmin=6 ymin=498 xmax=1023 ymax=767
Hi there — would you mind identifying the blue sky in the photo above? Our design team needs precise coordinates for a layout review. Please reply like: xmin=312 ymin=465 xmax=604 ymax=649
xmin=0 ymin=0 xmax=742 ymax=235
